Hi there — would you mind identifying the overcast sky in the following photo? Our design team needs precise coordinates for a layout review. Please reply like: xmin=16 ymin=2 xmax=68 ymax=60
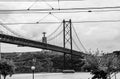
xmin=1 ymin=0 xmax=120 ymax=53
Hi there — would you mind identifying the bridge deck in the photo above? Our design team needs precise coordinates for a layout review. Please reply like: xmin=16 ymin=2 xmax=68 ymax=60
xmin=0 ymin=34 xmax=84 ymax=57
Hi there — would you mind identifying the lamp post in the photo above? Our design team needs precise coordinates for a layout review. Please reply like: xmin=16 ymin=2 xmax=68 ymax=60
xmin=31 ymin=66 xmax=35 ymax=79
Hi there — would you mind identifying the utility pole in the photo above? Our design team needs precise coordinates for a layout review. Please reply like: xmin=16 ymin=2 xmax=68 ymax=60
xmin=63 ymin=19 xmax=73 ymax=70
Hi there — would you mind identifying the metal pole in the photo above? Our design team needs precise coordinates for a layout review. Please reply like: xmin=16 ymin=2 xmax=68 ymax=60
xmin=69 ymin=19 xmax=73 ymax=69
xmin=63 ymin=19 xmax=66 ymax=70
xmin=32 ymin=70 xmax=34 ymax=79
xmin=115 ymin=72 xmax=117 ymax=79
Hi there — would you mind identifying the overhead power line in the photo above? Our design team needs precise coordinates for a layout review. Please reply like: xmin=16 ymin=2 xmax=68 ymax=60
xmin=50 ymin=13 xmax=62 ymax=21
xmin=2 ymin=19 xmax=120 ymax=25
xmin=36 ymin=13 xmax=50 ymax=23
xmin=73 ymin=20 xmax=120 ymax=23
xmin=36 ymin=12 xmax=62 ymax=23
xmin=0 ymin=6 xmax=120 ymax=14
xmin=0 ymin=9 xmax=120 ymax=14
xmin=42 ymin=0 xmax=54 ymax=9
xmin=1 ymin=6 xmax=120 ymax=12
xmin=27 ymin=0 xmax=39 ymax=10
xmin=58 ymin=0 xmax=60 ymax=10
xmin=2 ymin=0 xmax=84 ymax=2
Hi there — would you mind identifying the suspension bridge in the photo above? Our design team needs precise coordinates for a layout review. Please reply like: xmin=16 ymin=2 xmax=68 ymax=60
xmin=0 ymin=19 xmax=88 ymax=70
xmin=0 ymin=19 xmax=87 ymax=55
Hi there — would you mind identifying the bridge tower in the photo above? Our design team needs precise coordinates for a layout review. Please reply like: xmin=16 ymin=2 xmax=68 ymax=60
xmin=63 ymin=19 xmax=73 ymax=70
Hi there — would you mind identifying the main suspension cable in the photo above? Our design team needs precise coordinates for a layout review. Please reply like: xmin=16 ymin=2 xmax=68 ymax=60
xmin=72 ymin=38 xmax=82 ymax=51
xmin=47 ymin=22 xmax=62 ymax=38
xmin=47 ymin=29 xmax=63 ymax=41
xmin=72 ymin=24 xmax=88 ymax=53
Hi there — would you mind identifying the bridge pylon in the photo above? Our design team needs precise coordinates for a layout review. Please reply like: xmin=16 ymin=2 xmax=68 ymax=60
xmin=63 ymin=19 xmax=74 ymax=71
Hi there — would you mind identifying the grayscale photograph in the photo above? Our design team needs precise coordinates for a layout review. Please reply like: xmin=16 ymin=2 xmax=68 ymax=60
xmin=0 ymin=0 xmax=120 ymax=79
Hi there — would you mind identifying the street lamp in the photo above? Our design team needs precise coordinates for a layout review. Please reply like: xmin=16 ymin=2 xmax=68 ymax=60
xmin=31 ymin=66 xmax=35 ymax=79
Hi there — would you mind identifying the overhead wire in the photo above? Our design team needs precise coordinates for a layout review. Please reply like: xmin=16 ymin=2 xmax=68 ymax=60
xmin=50 ymin=13 xmax=62 ymax=21
xmin=36 ymin=12 xmax=62 ymax=23
xmin=1 ymin=9 xmax=120 ymax=14
xmin=58 ymin=0 xmax=60 ymax=10
xmin=2 ymin=19 xmax=120 ymax=25
xmin=1 ymin=6 xmax=120 ymax=12
xmin=27 ymin=0 xmax=39 ymax=10
xmin=42 ymin=0 xmax=54 ymax=9
xmin=73 ymin=20 xmax=120 ymax=23
xmin=36 ymin=13 xmax=50 ymax=23
xmin=0 ymin=22 xmax=60 ymax=25
xmin=6 ymin=0 xmax=84 ymax=2
xmin=72 ymin=24 xmax=88 ymax=53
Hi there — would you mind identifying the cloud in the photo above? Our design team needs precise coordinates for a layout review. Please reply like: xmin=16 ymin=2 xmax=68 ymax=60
xmin=1 ymin=1 xmax=120 ymax=53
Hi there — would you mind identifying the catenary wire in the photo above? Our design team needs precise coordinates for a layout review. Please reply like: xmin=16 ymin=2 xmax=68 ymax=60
xmin=1 ymin=9 xmax=120 ymax=14
xmin=50 ymin=13 xmax=62 ymax=21
xmin=36 ymin=13 xmax=50 ymax=23
xmin=3 ymin=0 xmax=84 ymax=2
xmin=27 ymin=0 xmax=39 ymax=10
xmin=42 ymin=0 xmax=54 ymax=9
xmin=58 ymin=0 xmax=60 ymax=10
xmin=1 ymin=6 xmax=120 ymax=12
xmin=2 ymin=19 xmax=120 ymax=25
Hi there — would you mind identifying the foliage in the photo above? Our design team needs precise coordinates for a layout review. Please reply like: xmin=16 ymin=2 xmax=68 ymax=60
xmin=0 ymin=59 xmax=16 ymax=79
xmin=82 ymin=52 xmax=120 ymax=79
xmin=2 ymin=51 xmax=84 ymax=73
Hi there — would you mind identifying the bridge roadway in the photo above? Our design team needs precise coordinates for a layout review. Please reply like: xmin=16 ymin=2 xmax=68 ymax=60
xmin=0 ymin=34 xmax=84 ymax=57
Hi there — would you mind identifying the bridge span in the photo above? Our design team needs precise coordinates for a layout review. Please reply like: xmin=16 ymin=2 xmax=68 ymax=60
xmin=0 ymin=34 xmax=84 ymax=57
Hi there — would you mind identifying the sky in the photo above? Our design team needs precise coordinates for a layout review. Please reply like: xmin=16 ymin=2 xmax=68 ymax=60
xmin=1 ymin=0 xmax=120 ymax=53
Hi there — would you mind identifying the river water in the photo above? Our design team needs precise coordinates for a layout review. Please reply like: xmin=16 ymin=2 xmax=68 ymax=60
xmin=2 ymin=72 xmax=120 ymax=79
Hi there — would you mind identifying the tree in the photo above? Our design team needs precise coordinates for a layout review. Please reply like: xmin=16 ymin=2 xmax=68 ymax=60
xmin=0 ymin=59 xmax=16 ymax=79
xmin=82 ymin=53 xmax=119 ymax=79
